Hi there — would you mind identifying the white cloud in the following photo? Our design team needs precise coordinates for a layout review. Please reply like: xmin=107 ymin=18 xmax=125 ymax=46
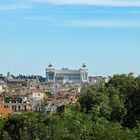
xmin=0 ymin=0 xmax=31 ymax=10
xmin=31 ymin=0 xmax=140 ymax=7
xmin=60 ymin=19 xmax=140 ymax=27
xmin=0 ymin=4 xmax=31 ymax=10
xmin=22 ymin=16 xmax=50 ymax=20
xmin=21 ymin=15 xmax=140 ymax=27
xmin=1 ymin=0 xmax=140 ymax=11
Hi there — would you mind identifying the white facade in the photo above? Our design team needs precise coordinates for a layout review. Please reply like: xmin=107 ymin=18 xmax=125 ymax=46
xmin=31 ymin=92 xmax=45 ymax=111
xmin=46 ymin=64 xmax=89 ymax=83
xmin=0 ymin=80 xmax=6 ymax=93
xmin=0 ymin=85 xmax=3 ymax=94
xmin=0 ymin=80 xmax=5 ymax=94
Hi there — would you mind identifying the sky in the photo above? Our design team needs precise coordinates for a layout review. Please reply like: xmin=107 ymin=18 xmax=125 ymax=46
xmin=0 ymin=0 xmax=140 ymax=77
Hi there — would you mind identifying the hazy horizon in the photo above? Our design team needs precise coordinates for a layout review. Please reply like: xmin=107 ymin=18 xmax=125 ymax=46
xmin=0 ymin=0 xmax=140 ymax=77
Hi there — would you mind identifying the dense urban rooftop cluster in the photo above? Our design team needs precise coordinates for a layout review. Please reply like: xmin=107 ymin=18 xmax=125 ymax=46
xmin=0 ymin=65 xmax=109 ymax=117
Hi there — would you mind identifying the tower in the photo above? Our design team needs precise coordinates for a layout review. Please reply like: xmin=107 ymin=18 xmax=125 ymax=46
xmin=80 ymin=63 xmax=89 ymax=83
xmin=7 ymin=72 xmax=10 ymax=77
xmin=46 ymin=63 xmax=55 ymax=83
xmin=6 ymin=72 xmax=13 ymax=80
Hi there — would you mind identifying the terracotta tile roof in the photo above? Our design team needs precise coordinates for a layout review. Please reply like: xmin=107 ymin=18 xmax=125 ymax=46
xmin=0 ymin=107 xmax=13 ymax=117
xmin=0 ymin=98 xmax=13 ymax=117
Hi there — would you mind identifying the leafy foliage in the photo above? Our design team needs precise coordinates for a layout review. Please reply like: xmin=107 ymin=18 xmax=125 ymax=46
xmin=0 ymin=73 xmax=140 ymax=139
xmin=79 ymin=73 xmax=140 ymax=128
xmin=0 ymin=111 xmax=137 ymax=140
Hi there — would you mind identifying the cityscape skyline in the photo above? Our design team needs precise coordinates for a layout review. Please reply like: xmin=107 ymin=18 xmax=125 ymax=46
xmin=0 ymin=0 xmax=140 ymax=76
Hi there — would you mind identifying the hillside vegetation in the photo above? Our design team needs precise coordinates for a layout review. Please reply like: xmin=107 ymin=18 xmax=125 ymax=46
xmin=1 ymin=73 xmax=140 ymax=140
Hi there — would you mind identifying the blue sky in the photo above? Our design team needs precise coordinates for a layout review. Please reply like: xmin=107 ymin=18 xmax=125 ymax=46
xmin=0 ymin=0 xmax=140 ymax=76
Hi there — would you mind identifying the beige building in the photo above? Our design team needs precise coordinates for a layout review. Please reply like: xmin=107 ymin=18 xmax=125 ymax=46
xmin=30 ymin=92 xmax=47 ymax=111
xmin=3 ymin=96 xmax=31 ymax=112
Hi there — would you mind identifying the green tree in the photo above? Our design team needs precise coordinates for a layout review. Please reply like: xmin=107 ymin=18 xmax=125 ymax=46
xmin=107 ymin=73 xmax=140 ymax=127
xmin=79 ymin=85 xmax=111 ymax=119
xmin=107 ymin=85 xmax=127 ymax=122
